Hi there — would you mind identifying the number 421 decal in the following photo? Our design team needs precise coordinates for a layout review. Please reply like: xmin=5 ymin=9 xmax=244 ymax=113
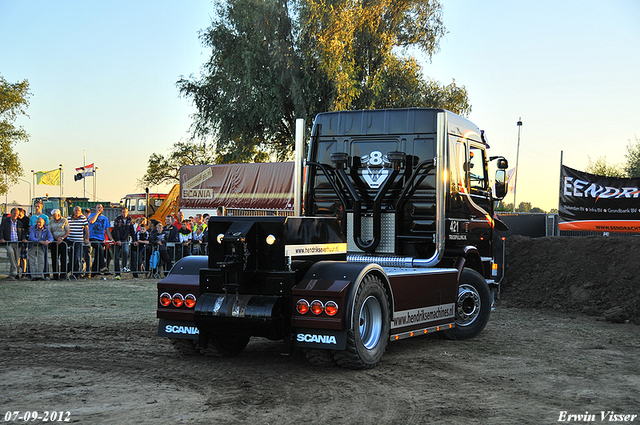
xmin=448 ymin=220 xmax=468 ymax=241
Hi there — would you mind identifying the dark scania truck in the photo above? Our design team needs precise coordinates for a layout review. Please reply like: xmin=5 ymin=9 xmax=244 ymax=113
xmin=157 ymin=108 xmax=508 ymax=369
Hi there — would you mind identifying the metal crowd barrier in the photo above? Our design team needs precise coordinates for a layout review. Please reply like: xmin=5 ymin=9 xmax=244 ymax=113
xmin=1 ymin=240 xmax=208 ymax=281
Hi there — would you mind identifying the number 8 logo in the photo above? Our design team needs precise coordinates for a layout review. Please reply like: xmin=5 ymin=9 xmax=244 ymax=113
xmin=369 ymin=151 xmax=383 ymax=166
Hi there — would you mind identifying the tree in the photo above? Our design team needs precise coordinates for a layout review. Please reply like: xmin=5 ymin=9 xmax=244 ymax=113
xmin=178 ymin=0 xmax=319 ymax=163
xmin=515 ymin=201 xmax=531 ymax=213
xmin=299 ymin=0 xmax=452 ymax=109
xmin=176 ymin=0 xmax=469 ymax=163
xmin=139 ymin=141 xmax=220 ymax=187
xmin=0 ymin=76 xmax=30 ymax=196
xmin=585 ymin=155 xmax=625 ymax=178
xmin=495 ymin=201 xmax=513 ymax=212
xmin=624 ymin=136 xmax=640 ymax=178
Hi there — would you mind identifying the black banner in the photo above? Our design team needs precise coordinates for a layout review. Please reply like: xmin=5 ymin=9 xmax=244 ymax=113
xmin=558 ymin=165 xmax=640 ymax=232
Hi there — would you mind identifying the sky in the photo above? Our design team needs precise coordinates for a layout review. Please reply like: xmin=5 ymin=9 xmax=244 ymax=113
xmin=1 ymin=0 xmax=639 ymax=212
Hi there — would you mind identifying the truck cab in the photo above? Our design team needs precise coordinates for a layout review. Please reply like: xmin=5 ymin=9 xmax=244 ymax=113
xmin=305 ymin=108 xmax=507 ymax=279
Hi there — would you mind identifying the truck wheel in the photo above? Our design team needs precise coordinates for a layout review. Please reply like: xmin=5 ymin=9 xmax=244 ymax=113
xmin=442 ymin=268 xmax=491 ymax=340
xmin=333 ymin=274 xmax=390 ymax=369
xmin=200 ymin=335 xmax=250 ymax=357
xmin=304 ymin=348 xmax=336 ymax=366
xmin=170 ymin=338 xmax=201 ymax=356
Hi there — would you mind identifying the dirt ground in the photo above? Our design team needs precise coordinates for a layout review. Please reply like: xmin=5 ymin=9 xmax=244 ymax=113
xmin=503 ymin=235 xmax=640 ymax=325
xmin=1 ymin=236 xmax=639 ymax=424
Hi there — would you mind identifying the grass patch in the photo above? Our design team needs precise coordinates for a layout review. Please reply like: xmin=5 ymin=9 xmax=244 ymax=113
xmin=0 ymin=277 xmax=158 ymax=325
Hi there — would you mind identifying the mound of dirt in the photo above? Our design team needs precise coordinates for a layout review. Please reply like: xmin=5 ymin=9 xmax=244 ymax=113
xmin=502 ymin=235 xmax=640 ymax=324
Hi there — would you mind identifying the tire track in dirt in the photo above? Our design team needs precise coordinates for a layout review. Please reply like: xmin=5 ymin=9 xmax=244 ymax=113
xmin=2 ymin=306 xmax=639 ymax=424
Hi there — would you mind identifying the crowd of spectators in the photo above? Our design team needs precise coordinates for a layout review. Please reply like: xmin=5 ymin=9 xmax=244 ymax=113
xmin=1 ymin=200 xmax=220 ymax=281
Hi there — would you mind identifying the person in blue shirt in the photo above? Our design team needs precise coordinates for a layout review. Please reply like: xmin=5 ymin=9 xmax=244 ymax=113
xmin=29 ymin=199 xmax=51 ymax=278
xmin=88 ymin=204 xmax=113 ymax=277
xmin=29 ymin=199 xmax=50 ymax=227
xmin=28 ymin=217 xmax=53 ymax=280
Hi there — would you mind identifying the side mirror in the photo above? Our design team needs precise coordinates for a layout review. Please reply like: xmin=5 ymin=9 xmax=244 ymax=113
xmin=494 ymin=169 xmax=507 ymax=200
xmin=490 ymin=156 xmax=509 ymax=170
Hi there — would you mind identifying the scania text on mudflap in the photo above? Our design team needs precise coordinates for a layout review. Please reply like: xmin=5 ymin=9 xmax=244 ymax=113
xmin=157 ymin=108 xmax=509 ymax=369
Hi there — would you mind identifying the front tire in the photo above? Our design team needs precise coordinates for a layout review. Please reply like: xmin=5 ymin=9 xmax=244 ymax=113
xmin=442 ymin=268 xmax=491 ymax=340
xmin=333 ymin=274 xmax=390 ymax=369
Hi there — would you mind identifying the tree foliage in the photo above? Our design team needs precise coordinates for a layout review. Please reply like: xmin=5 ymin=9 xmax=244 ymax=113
xmin=139 ymin=141 xmax=219 ymax=187
xmin=624 ymin=136 xmax=640 ymax=178
xmin=515 ymin=201 xmax=532 ymax=213
xmin=175 ymin=0 xmax=469 ymax=164
xmin=0 ymin=76 xmax=30 ymax=196
xmin=495 ymin=201 xmax=513 ymax=212
xmin=585 ymin=155 xmax=625 ymax=178
xmin=298 ymin=0 xmax=468 ymax=113
xmin=177 ymin=0 xmax=319 ymax=164
xmin=582 ymin=138 xmax=640 ymax=179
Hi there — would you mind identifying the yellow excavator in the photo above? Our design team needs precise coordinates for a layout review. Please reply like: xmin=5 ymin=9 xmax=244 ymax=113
xmin=149 ymin=184 xmax=179 ymax=223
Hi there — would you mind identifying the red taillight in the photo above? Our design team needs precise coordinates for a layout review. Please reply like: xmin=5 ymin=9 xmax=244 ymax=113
xmin=296 ymin=299 xmax=309 ymax=314
xmin=324 ymin=301 xmax=338 ymax=316
xmin=184 ymin=294 xmax=196 ymax=309
xmin=310 ymin=300 xmax=324 ymax=315
xmin=172 ymin=293 xmax=184 ymax=307
xmin=159 ymin=292 xmax=171 ymax=307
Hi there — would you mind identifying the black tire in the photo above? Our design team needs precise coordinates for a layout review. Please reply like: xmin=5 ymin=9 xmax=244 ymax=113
xmin=333 ymin=274 xmax=390 ymax=369
xmin=200 ymin=334 xmax=250 ymax=357
xmin=304 ymin=348 xmax=336 ymax=366
xmin=442 ymin=268 xmax=491 ymax=340
xmin=170 ymin=338 xmax=201 ymax=356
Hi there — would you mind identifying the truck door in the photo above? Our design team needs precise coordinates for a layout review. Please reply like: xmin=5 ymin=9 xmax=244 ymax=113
xmin=446 ymin=138 xmax=492 ymax=250
xmin=465 ymin=142 xmax=492 ymax=253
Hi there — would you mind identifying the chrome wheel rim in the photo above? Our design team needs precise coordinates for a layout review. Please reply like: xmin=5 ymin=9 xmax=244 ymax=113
xmin=359 ymin=295 xmax=382 ymax=349
xmin=456 ymin=284 xmax=481 ymax=327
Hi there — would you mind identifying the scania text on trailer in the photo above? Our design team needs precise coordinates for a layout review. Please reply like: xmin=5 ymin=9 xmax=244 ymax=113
xmin=157 ymin=108 xmax=508 ymax=369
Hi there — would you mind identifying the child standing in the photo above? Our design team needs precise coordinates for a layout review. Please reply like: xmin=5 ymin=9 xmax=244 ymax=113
xmin=132 ymin=224 xmax=150 ymax=278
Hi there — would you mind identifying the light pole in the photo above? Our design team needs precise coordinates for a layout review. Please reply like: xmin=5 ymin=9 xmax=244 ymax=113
xmin=17 ymin=178 xmax=31 ymax=208
xmin=59 ymin=164 xmax=63 ymax=198
xmin=31 ymin=169 xmax=35 ymax=202
xmin=512 ymin=118 xmax=523 ymax=212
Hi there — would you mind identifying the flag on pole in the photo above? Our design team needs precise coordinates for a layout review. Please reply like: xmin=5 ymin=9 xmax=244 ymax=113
xmin=506 ymin=167 xmax=517 ymax=194
xmin=35 ymin=169 xmax=61 ymax=186
xmin=75 ymin=163 xmax=95 ymax=177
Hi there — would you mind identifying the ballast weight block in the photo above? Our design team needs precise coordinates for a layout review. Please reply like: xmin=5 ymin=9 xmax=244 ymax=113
xmin=194 ymin=293 xmax=284 ymax=339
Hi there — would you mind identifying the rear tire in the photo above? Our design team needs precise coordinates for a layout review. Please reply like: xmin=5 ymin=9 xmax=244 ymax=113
xmin=442 ymin=268 xmax=491 ymax=340
xmin=333 ymin=274 xmax=390 ymax=369
xmin=200 ymin=334 xmax=250 ymax=357
xmin=304 ymin=348 xmax=336 ymax=366
xmin=170 ymin=338 xmax=201 ymax=356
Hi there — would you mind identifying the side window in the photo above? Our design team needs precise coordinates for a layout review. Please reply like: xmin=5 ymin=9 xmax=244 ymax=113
xmin=450 ymin=140 xmax=467 ymax=194
xmin=468 ymin=144 xmax=488 ymax=193
xmin=138 ymin=199 xmax=147 ymax=211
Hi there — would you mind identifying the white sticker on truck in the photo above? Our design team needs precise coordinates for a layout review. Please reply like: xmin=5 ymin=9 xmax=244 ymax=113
xmin=391 ymin=304 xmax=455 ymax=329
xmin=285 ymin=243 xmax=347 ymax=257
